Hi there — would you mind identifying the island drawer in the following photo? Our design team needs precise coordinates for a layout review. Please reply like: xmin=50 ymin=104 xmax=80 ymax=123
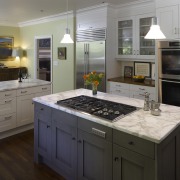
xmin=35 ymin=103 xmax=52 ymax=122
xmin=78 ymin=118 xmax=112 ymax=142
xmin=113 ymin=129 xmax=155 ymax=159
xmin=0 ymin=90 xmax=16 ymax=100
xmin=17 ymin=87 xmax=35 ymax=96
xmin=34 ymin=85 xmax=51 ymax=93
xmin=52 ymin=109 xmax=77 ymax=128
xmin=0 ymin=113 xmax=16 ymax=132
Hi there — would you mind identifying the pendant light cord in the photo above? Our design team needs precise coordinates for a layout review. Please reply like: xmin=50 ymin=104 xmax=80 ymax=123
xmin=67 ymin=0 xmax=69 ymax=30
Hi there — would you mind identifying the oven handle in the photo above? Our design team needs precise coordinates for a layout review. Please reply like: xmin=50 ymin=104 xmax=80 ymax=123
xmin=161 ymin=79 xmax=180 ymax=84
xmin=160 ymin=49 xmax=180 ymax=51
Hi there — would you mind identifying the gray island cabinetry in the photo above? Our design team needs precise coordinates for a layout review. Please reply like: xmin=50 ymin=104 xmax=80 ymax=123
xmin=33 ymin=89 xmax=180 ymax=180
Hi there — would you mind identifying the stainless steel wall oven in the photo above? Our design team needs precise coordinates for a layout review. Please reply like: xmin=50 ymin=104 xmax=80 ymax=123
xmin=158 ymin=41 xmax=180 ymax=106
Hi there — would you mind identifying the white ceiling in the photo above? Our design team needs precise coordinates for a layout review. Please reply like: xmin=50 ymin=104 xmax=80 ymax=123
xmin=0 ymin=0 xmax=148 ymax=26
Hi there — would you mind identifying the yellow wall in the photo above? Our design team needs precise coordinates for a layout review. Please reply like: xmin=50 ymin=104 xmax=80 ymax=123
xmin=20 ymin=17 xmax=75 ymax=93
xmin=0 ymin=26 xmax=21 ymax=67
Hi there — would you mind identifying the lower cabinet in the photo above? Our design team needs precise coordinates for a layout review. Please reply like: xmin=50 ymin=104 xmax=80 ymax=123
xmin=51 ymin=109 xmax=77 ymax=180
xmin=78 ymin=129 xmax=112 ymax=180
xmin=113 ymin=144 xmax=155 ymax=180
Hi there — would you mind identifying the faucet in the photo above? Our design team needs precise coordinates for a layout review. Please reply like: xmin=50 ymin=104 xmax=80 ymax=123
xmin=144 ymin=92 xmax=150 ymax=111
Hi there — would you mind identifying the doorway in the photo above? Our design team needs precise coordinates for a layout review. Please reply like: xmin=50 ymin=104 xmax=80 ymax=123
xmin=34 ymin=36 xmax=52 ymax=83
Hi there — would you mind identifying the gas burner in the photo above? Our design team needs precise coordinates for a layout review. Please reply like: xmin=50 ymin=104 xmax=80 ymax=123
xmin=56 ymin=95 xmax=138 ymax=121
xmin=103 ymin=112 xmax=109 ymax=116
xmin=108 ymin=109 xmax=114 ymax=113
xmin=114 ymin=111 xmax=120 ymax=115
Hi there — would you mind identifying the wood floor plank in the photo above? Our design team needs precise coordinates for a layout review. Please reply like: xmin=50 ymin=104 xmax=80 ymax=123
xmin=0 ymin=130 xmax=66 ymax=180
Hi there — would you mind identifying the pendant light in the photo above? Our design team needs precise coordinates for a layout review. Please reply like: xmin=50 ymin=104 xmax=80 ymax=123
xmin=144 ymin=17 xmax=166 ymax=39
xmin=60 ymin=0 xmax=74 ymax=43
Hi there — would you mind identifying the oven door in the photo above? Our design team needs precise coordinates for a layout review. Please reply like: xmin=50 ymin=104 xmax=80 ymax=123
xmin=159 ymin=49 xmax=180 ymax=80
xmin=159 ymin=79 xmax=180 ymax=106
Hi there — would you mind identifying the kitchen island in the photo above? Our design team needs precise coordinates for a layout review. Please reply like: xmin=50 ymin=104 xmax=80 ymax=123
xmin=33 ymin=89 xmax=180 ymax=180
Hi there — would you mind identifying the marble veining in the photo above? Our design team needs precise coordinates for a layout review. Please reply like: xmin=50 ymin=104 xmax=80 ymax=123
xmin=33 ymin=88 xmax=180 ymax=143
xmin=0 ymin=79 xmax=51 ymax=92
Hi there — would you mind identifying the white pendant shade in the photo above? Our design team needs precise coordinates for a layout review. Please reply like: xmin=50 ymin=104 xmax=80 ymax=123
xmin=60 ymin=28 xmax=74 ymax=43
xmin=144 ymin=17 xmax=166 ymax=39
xmin=60 ymin=0 xmax=74 ymax=44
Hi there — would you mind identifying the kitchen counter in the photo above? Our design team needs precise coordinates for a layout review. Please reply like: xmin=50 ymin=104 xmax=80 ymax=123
xmin=0 ymin=79 xmax=51 ymax=92
xmin=108 ymin=77 xmax=155 ymax=87
xmin=33 ymin=88 xmax=180 ymax=144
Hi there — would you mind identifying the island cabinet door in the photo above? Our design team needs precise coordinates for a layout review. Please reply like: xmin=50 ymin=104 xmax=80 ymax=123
xmin=113 ymin=144 xmax=155 ymax=180
xmin=34 ymin=103 xmax=52 ymax=162
xmin=51 ymin=111 xmax=78 ymax=180
xmin=78 ymin=129 xmax=112 ymax=180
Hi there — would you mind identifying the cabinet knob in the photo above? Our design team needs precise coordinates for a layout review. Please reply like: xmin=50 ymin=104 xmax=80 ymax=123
xmin=174 ymin=27 xmax=177 ymax=34
xmin=78 ymin=140 xmax=82 ymax=143
xmin=40 ymin=108 xmax=44 ymax=111
xmin=128 ymin=141 xmax=134 ymax=145
xmin=47 ymin=125 xmax=50 ymax=128
xmin=72 ymin=137 xmax=76 ymax=140
xmin=114 ymin=157 xmax=119 ymax=162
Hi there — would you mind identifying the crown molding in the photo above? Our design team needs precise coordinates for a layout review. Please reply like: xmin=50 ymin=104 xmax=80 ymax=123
xmin=114 ymin=0 xmax=154 ymax=9
xmin=18 ymin=11 xmax=74 ymax=27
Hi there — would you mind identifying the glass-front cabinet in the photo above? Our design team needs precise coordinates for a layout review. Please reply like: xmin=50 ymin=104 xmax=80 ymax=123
xmin=118 ymin=19 xmax=134 ymax=56
xmin=116 ymin=13 xmax=155 ymax=60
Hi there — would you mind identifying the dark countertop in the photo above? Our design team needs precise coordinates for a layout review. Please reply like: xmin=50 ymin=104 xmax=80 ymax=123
xmin=108 ymin=77 xmax=155 ymax=87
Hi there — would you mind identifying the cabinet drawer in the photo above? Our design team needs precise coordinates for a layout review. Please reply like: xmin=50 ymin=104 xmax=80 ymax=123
xmin=130 ymin=91 xmax=155 ymax=100
xmin=35 ymin=103 xmax=52 ymax=122
xmin=0 ymin=98 xmax=16 ymax=116
xmin=0 ymin=90 xmax=16 ymax=100
xmin=16 ymin=87 xmax=34 ymax=96
xmin=110 ymin=89 xmax=130 ymax=97
xmin=78 ymin=118 xmax=112 ymax=142
xmin=52 ymin=109 xmax=77 ymax=127
xmin=110 ymin=82 xmax=130 ymax=90
xmin=130 ymin=85 xmax=155 ymax=94
xmin=0 ymin=113 xmax=16 ymax=132
xmin=113 ymin=129 xmax=155 ymax=159
xmin=34 ymin=85 xmax=51 ymax=93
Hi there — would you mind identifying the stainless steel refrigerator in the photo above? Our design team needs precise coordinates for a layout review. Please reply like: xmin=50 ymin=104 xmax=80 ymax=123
xmin=76 ymin=28 xmax=106 ymax=92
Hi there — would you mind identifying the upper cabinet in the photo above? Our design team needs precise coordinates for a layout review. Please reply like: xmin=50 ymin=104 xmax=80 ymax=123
xmin=116 ymin=13 xmax=155 ymax=61
xmin=156 ymin=5 xmax=179 ymax=39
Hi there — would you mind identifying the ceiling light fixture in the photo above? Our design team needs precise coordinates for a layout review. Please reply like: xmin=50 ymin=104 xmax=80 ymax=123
xmin=60 ymin=0 xmax=74 ymax=43
xmin=144 ymin=17 xmax=166 ymax=39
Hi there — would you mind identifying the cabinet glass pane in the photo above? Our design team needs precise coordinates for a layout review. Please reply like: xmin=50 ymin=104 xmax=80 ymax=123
xmin=139 ymin=17 xmax=155 ymax=55
xmin=118 ymin=20 xmax=133 ymax=55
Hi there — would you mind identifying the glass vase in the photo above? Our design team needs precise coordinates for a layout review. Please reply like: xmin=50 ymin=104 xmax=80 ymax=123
xmin=92 ymin=83 xmax=98 ymax=95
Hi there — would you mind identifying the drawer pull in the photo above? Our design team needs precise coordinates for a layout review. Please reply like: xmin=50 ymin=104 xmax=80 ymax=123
xmin=139 ymin=94 xmax=145 ymax=96
xmin=4 ymin=116 xmax=12 ymax=120
xmin=47 ymin=125 xmax=50 ymax=128
xmin=114 ymin=157 xmax=119 ymax=162
xmin=128 ymin=141 xmax=135 ymax=145
xmin=42 ymin=87 xmax=47 ymax=90
xmin=72 ymin=137 xmax=76 ymax=140
xmin=139 ymin=88 xmax=145 ymax=91
xmin=5 ymin=94 xmax=11 ymax=96
xmin=40 ymin=108 xmax=44 ymax=111
xmin=78 ymin=140 xmax=82 ymax=143
xmin=21 ymin=91 xmax=27 ymax=93
xmin=5 ymin=100 xmax=12 ymax=103
xmin=116 ymin=85 xmax=121 ymax=87
xmin=92 ymin=128 xmax=106 ymax=138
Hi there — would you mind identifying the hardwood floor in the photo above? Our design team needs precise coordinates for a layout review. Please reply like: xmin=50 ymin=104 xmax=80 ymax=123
xmin=0 ymin=130 xmax=65 ymax=180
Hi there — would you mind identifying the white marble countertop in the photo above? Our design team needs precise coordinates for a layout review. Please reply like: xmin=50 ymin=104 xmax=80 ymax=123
xmin=0 ymin=79 xmax=51 ymax=92
xmin=33 ymin=89 xmax=180 ymax=144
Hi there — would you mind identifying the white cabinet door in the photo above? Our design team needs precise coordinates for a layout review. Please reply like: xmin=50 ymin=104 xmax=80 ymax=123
xmin=17 ymin=94 xmax=34 ymax=127
xmin=116 ymin=17 xmax=136 ymax=59
xmin=156 ymin=5 xmax=179 ymax=39
xmin=136 ymin=13 xmax=155 ymax=60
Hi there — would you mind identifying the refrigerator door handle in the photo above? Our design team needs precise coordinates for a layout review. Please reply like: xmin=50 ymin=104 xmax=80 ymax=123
xmin=87 ymin=43 xmax=89 ymax=74
xmin=84 ymin=43 xmax=86 ymax=75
